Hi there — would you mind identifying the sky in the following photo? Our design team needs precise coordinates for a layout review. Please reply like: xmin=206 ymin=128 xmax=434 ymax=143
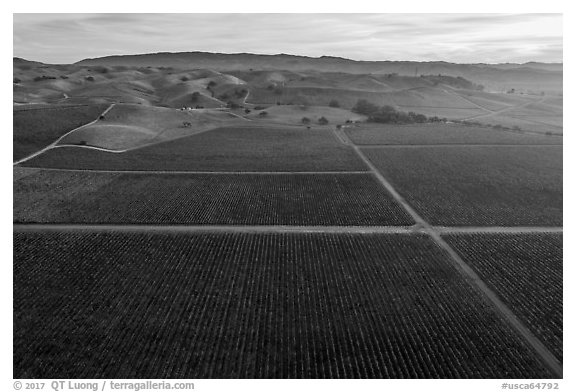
xmin=13 ymin=13 xmax=563 ymax=64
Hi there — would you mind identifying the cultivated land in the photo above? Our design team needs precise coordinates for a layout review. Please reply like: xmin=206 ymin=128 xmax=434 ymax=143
xmin=345 ymin=123 xmax=562 ymax=145
xmin=362 ymin=146 xmax=562 ymax=226
xmin=22 ymin=126 xmax=368 ymax=172
xmin=57 ymin=103 xmax=241 ymax=150
xmin=443 ymin=233 xmax=563 ymax=361
xmin=14 ymin=231 xmax=553 ymax=379
xmin=14 ymin=172 xmax=413 ymax=226
xmin=13 ymin=104 xmax=108 ymax=161
xmin=13 ymin=54 xmax=563 ymax=379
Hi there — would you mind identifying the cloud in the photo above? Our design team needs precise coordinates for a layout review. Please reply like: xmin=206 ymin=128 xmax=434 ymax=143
xmin=13 ymin=13 xmax=563 ymax=64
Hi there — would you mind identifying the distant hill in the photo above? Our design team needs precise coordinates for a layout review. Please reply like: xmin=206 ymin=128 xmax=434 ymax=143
xmin=75 ymin=51 xmax=563 ymax=93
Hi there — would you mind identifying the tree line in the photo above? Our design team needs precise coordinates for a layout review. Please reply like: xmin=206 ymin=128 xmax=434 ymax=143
xmin=351 ymin=99 xmax=447 ymax=124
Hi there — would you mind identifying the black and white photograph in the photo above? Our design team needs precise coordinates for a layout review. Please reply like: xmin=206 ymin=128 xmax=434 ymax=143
xmin=8 ymin=5 xmax=570 ymax=389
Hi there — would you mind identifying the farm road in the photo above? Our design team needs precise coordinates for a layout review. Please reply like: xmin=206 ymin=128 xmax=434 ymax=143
xmin=15 ymin=167 xmax=370 ymax=175
xmin=13 ymin=103 xmax=116 ymax=165
xmin=336 ymin=125 xmax=563 ymax=378
xmin=13 ymin=224 xmax=562 ymax=235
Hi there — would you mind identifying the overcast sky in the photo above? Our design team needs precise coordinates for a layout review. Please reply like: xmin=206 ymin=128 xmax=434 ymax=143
xmin=13 ymin=13 xmax=563 ymax=64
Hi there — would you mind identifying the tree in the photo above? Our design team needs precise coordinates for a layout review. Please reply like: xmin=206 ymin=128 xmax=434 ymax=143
xmin=245 ymin=109 xmax=251 ymax=114
xmin=301 ymin=117 xmax=311 ymax=124
xmin=190 ymin=92 xmax=201 ymax=103
xmin=226 ymin=101 xmax=241 ymax=109
xmin=318 ymin=116 xmax=329 ymax=125
xmin=13 ymin=77 xmax=21 ymax=84
xmin=328 ymin=99 xmax=340 ymax=108
xmin=352 ymin=99 xmax=379 ymax=116
xmin=258 ymin=111 xmax=268 ymax=117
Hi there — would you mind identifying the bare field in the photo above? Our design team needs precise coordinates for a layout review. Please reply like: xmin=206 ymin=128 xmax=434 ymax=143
xmin=345 ymin=123 xmax=561 ymax=145
xmin=479 ymin=115 xmax=562 ymax=135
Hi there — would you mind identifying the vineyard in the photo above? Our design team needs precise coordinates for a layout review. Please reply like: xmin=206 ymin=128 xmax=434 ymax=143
xmin=345 ymin=123 xmax=562 ymax=145
xmin=14 ymin=171 xmax=413 ymax=225
xmin=362 ymin=146 xmax=562 ymax=226
xmin=443 ymin=233 xmax=563 ymax=360
xmin=13 ymin=230 xmax=554 ymax=379
xmin=22 ymin=126 xmax=368 ymax=172
xmin=13 ymin=104 xmax=108 ymax=161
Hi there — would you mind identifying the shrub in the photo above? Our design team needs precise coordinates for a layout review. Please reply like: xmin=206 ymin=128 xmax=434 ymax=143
xmin=328 ymin=99 xmax=340 ymax=108
xmin=13 ymin=77 xmax=21 ymax=84
xmin=85 ymin=76 xmax=95 ymax=82
xmin=190 ymin=92 xmax=201 ymax=102
xmin=180 ymin=76 xmax=189 ymax=82
xmin=33 ymin=75 xmax=56 ymax=82
xmin=318 ymin=116 xmax=329 ymax=125
xmin=352 ymin=99 xmax=380 ymax=116
xmin=301 ymin=117 xmax=311 ymax=124
xmin=258 ymin=111 xmax=268 ymax=117
xmin=244 ymin=109 xmax=251 ymax=114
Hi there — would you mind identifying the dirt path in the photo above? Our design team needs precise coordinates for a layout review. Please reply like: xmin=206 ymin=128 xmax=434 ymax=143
xmin=331 ymin=127 xmax=350 ymax=145
xmin=435 ymin=226 xmax=563 ymax=234
xmin=13 ymin=224 xmax=416 ymax=234
xmin=337 ymin=125 xmax=563 ymax=378
xmin=358 ymin=144 xmax=562 ymax=148
xmin=15 ymin=167 xmax=370 ymax=175
xmin=13 ymin=103 xmax=116 ymax=165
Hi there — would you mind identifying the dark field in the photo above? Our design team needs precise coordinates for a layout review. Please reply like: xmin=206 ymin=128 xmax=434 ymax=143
xmin=14 ymin=230 xmax=553 ymax=378
xmin=21 ymin=126 xmax=368 ymax=172
xmin=443 ymin=233 xmax=563 ymax=360
xmin=13 ymin=104 xmax=108 ymax=161
xmin=362 ymin=146 xmax=562 ymax=226
xmin=14 ymin=171 xmax=413 ymax=225
xmin=345 ymin=124 xmax=562 ymax=145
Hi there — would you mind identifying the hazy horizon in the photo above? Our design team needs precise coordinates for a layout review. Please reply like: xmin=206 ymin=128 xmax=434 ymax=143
xmin=13 ymin=13 xmax=563 ymax=65
xmin=14 ymin=50 xmax=565 ymax=66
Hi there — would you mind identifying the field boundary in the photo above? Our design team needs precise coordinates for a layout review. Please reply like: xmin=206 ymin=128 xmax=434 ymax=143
xmin=13 ymin=224 xmax=415 ymax=234
xmin=14 ymin=167 xmax=371 ymax=175
xmin=337 ymin=125 xmax=563 ymax=378
xmin=355 ymin=144 xmax=562 ymax=148
xmin=13 ymin=224 xmax=562 ymax=234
